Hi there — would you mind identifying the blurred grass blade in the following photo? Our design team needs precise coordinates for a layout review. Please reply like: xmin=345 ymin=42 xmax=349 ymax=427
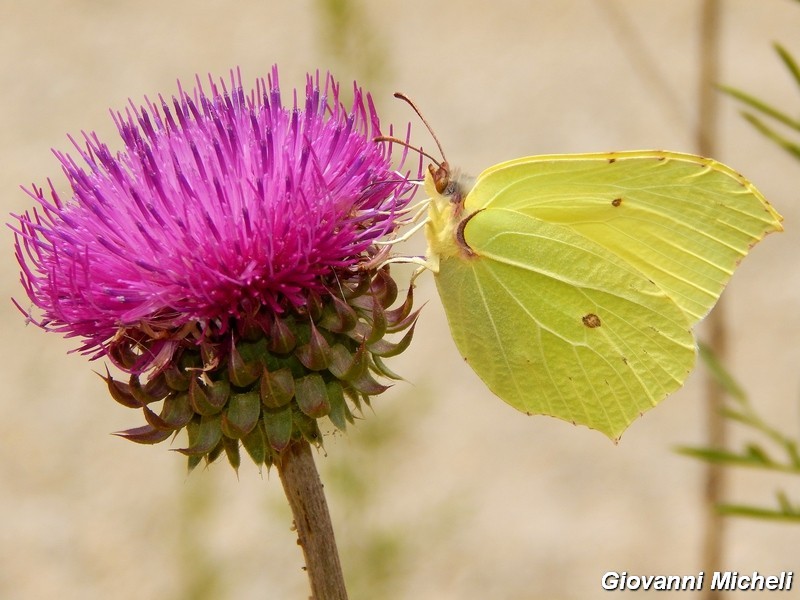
xmin=742 ymin=113 xmax=800 ymax=160
xmin=717 ymin=501 xmax=800 ymax=523
xmin=698 ymin=342 xmax=747 ymax=404
xmin=774 ymin=43 xmax=800 ymax=88
xmin=677 ymin=446 xmax=766 ymax=466
xmin=677 ymin=444 xmax=800 ymax=474
xmin=718 ymin=84 xmax=800 ymax=131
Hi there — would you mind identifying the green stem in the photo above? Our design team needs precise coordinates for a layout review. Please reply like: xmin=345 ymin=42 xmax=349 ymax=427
xmin=277 ymin=438 xmax=348 ymax=600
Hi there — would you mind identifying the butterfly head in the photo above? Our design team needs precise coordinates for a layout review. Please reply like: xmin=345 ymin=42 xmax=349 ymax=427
xmin=423 ymin=160 xmax=479 ymax=266
xmin=426 ymin=161 xmax=474 ymax=207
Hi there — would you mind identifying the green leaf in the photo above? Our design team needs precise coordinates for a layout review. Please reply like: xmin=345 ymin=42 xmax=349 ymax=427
xmin=222 ymin=435 xmax=241 ymax=472
xmin=319 ymin=294 xmax=359 ymax=333
xmin=228 ymin=341 xmax=262 ymax=387
xmin=269 ymin=316 xmax=297 ymax=354
xmin=293 ymin=409 xmax=322 ymax=445
xmin=241 ymin=423 xmax=267 ymax=466
xmin=159 ymin=393 xmax=194 ymax=429
xmin=221 ymin=391 xmax=261 ymax=438
xmin=371 ymin=355 xmax=405 ymax=381
xmin=350 ymin=371 xmax=389 ymax=395
xmin=295 ymin=374 xmax=331 ymax=418
xmin=263 ymin=407 xmax=293 ymax=452
xmin=189 ymin=377 xmax=229 ymax=416
xmin=164 ymin=363 xmax=191 ymax=391
xmin=328 ymin=343 xmax=366 ymax=381
xmin=295 ymin=323 xmax=332 ymax=371
xmin=367 ymin=321 xmax=416 ymax=357
xmin=175 ymin=415 xmax=223 ymax=456
xmin=365 ymin=296 xmax=388 ymax=345
xmin=326 ymin=380 xmax=353 ymax=431
xmin=260 ymin=367 xmax=295 ymax=408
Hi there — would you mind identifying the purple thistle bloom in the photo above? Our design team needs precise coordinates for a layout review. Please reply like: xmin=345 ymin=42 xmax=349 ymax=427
xmin=12 ymin=67 xmax=417 ymax=375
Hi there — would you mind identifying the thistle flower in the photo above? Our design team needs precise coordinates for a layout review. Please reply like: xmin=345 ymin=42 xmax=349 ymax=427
xmin=12 ymin=67 xmax=419 ymax=470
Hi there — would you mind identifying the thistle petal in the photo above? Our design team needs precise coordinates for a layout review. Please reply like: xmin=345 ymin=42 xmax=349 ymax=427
xmin=12 ymin=67 xmax=423 ymax=469
xmin=12 ymin=67 xmax=417 ymax=370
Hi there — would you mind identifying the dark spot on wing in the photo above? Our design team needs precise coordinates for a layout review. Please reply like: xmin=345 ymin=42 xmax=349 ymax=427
xmin=582 ymin=313 xmax=601 ymax=328
xmin=611 ymin=197 xmax=622 ymax=207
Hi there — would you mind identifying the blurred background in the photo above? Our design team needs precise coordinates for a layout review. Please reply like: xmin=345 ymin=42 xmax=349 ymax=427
xmin=2 ymin=1 xmax=799 ymax=598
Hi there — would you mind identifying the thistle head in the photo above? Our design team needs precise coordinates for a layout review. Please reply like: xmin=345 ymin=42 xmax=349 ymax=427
xmin=12 ymin=67 xmax=419 ymax=470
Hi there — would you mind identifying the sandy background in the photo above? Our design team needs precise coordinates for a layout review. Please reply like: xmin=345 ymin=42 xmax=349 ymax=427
xmin=2 ymin=1 xmax=799 ymax=599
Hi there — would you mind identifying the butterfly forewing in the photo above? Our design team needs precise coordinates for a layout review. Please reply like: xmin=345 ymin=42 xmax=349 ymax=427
xmin=465 ymin=151 xmax=783 ymax=324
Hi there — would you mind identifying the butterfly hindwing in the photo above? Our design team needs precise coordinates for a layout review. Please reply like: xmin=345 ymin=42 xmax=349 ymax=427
xmin=436 ymin=206 xmax=695 ymax=439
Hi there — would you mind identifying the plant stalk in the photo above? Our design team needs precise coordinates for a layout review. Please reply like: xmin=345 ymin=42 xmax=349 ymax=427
xmin=277 ymin=438 xmax=348 ymax=600
xmin=697 ymin=1 xmax=727 ymax=597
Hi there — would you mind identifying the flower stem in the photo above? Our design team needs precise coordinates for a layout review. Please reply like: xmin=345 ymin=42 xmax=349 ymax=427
xmin=697 ymin=3 xmax=728 ymax=598
xmin=277 ymin=438 xmax=348 ymax=600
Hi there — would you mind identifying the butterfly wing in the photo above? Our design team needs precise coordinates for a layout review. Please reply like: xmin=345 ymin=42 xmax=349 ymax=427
xmin=464 ymin=151 xmax=783 ymax=324
xmin=430 ymin=151 xmax=781 ymax=439
xmin=435 ymin=208 xmax=695 ymax=439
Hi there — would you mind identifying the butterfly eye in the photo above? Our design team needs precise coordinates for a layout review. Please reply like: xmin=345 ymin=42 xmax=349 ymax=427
xmin=429 ymin=162 xmax=453 ymax=195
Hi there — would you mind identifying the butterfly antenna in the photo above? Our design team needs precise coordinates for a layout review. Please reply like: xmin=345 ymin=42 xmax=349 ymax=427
xmin=373 ymin=135 xmax=441 ymax=167
xmin=392 ymin=92 xmax=448 ymax=164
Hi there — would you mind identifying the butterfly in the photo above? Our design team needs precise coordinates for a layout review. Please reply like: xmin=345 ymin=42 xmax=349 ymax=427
xmin=422 ymin=149 xmax=781 ymax=439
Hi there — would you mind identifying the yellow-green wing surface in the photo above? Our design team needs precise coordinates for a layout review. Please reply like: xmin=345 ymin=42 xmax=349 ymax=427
xmin=464 ymin=151 xmax=783 ymax=324
xmin=430 ymin=151 xmax=782 ymax=439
